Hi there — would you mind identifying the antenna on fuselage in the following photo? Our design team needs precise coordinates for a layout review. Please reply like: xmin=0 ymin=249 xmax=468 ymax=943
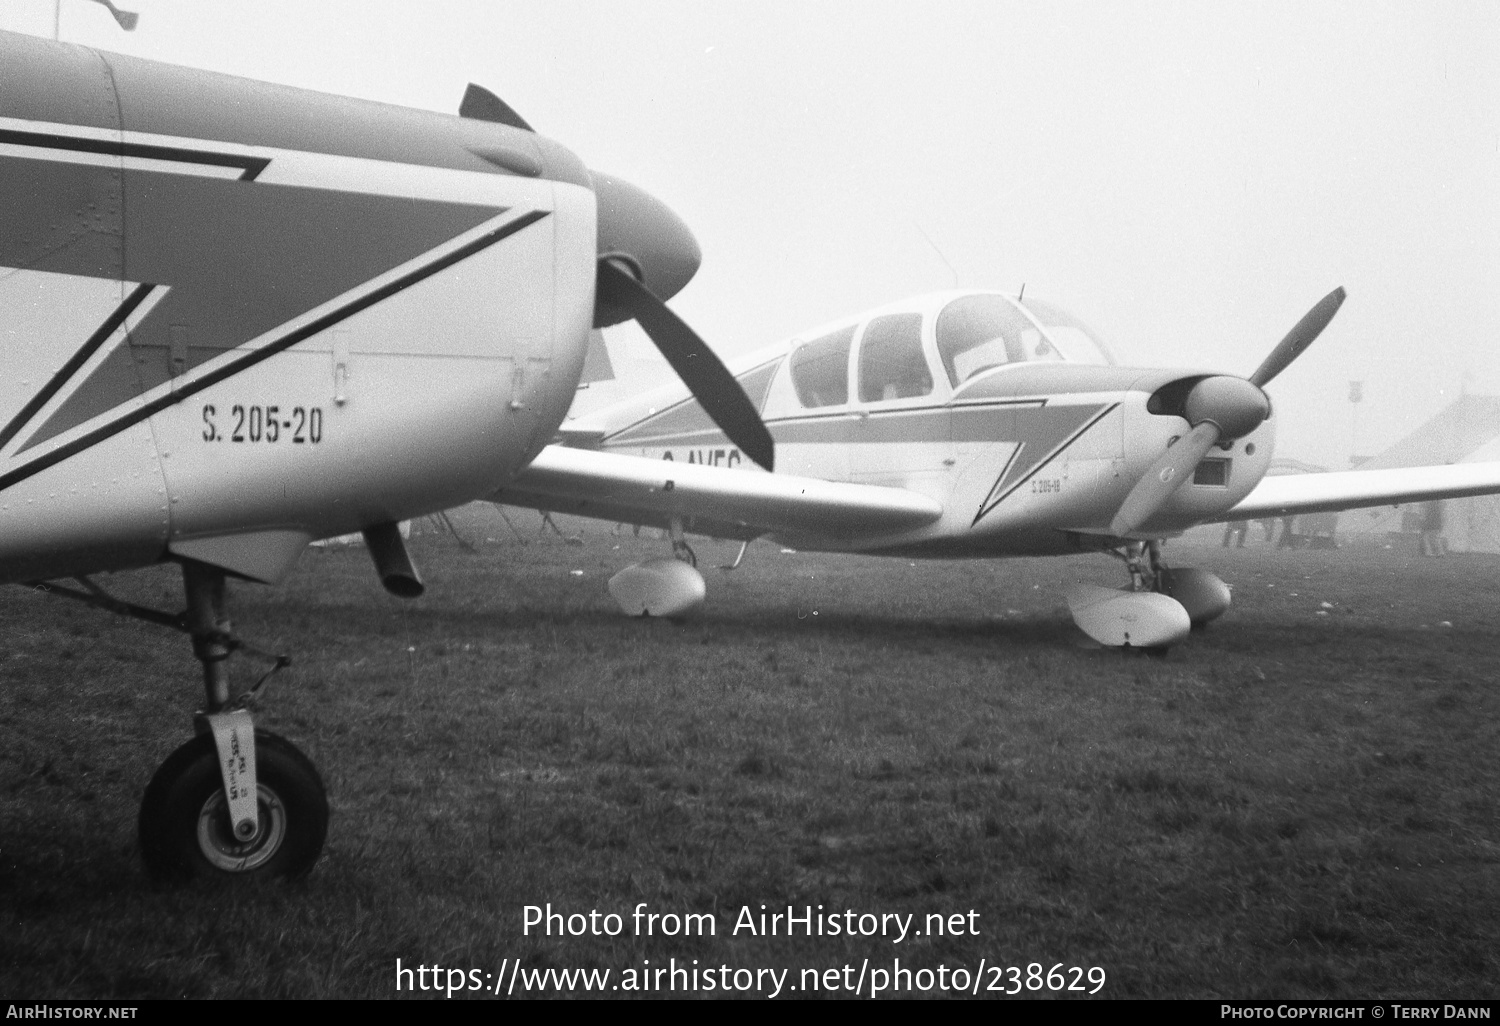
xmin=1018 ymin=282 xmax=1026 ymax=302
xmin=913 ymin=221 xmax=960 ymax=288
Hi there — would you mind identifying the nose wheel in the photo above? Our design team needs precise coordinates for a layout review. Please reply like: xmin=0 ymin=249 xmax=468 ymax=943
xmin=140 ymin=562 xmax=327 ymax=882
xmin=139 ymin=729 xmax=327 ymax=882
xmin=29 ymin=560 xmax=329 ymax=883
xmin=1109 ymin=539 xmax=1233 ymax=630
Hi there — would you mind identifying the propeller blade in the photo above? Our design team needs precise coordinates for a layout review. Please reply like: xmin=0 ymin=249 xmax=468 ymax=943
xmin=1110 ymin=422 xmax=1221 ymax=537
xmin=580 ymin=329 xmax=615 ymax=385
xmin=1249 ymin=287 xmax=1346 ymax=388
xmin=458 ymin=84 xmax=534 ymax=132
xmin=596 ymin=259 xmax=774 ymax=472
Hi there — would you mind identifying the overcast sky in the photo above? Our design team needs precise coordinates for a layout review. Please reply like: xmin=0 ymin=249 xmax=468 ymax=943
xmin=3 ymin=0 xmax=1496 ymax=469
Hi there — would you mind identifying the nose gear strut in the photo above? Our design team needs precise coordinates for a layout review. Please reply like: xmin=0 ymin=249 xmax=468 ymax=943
xmin=26 ymin=561 xmax=325 ymax=882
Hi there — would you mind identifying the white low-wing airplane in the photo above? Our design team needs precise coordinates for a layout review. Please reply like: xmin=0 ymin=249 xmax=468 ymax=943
xmin=493 ymin=288 xmax=1500 ymax=645
xmin=0 ymin=30 xmax=773 ymax=881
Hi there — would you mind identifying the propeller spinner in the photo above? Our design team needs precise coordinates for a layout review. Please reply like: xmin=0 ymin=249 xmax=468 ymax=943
xmin=460 ymin=86 xmax=774 ymax=471
xmin=1109 ymin=287 xmax=1346 ymax=537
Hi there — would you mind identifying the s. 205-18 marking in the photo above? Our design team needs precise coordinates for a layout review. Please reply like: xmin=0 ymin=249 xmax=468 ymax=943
xmin=201 ymin=404 xmax=324 ymax=444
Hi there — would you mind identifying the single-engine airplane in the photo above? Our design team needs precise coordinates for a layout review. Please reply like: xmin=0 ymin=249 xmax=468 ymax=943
xmin=492 ymin=287 xmax=1500 ymax=648
xmin=0 ymin=30 xmax=771 ymax=881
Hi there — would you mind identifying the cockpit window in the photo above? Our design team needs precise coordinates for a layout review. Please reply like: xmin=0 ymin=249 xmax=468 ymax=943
xmin=1019 ymin=297 xmax=1115 ymax=365
xmin=935 ymin=295 xmax=1035 ymax=386
xmin=858 ymin=313 xmax=931 ymax=402
xmin=937 ymin=294 xmax=1114 ymax=385
xmin=1017 ymin=324 xmax=1065 ymax=363
xmin=789 ymin=325 xmax=855 ymax=408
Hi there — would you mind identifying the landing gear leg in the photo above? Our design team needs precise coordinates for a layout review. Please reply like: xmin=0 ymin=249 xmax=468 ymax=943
xmin=185 ymin=560 xmax=233 ymax=711
xmin=718 ymin=539 xmax=750 ymax=571
xmin=1122 ymin=540 xmax=1165 ymax=592
xmin=137 ymin=562 xmax=328 ymax=883
xmin=1135 ymin=541 xmax=1232 ymax=630
xmin=668 ymin=516 xmax=698 ymax=567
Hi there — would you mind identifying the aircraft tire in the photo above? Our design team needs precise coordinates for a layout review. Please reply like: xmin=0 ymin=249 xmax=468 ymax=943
xmin=1121 ymin=643 xmax=1172 ymax=658
xmin=139 ymin=729 xmax=328 ymax=884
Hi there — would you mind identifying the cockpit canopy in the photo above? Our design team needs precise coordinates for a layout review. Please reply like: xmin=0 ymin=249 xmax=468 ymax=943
xmin=937 ymin=294 xmax=1113 ymax=386
xmin=767 ymin=292 xmax=1114 ymax=417
xmin=584 ymin=292 xmax=1120 ymax=448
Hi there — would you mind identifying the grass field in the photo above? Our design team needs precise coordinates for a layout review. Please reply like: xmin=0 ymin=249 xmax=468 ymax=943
xmin=2 ymin=509 xmax=1498 ymax=999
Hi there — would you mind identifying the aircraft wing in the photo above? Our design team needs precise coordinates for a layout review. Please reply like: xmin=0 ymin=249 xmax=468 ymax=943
xmin=1221 ymin=461 xmax=1500 ymax=520
xmin=492 ymin=446 xmax=944 ymax=541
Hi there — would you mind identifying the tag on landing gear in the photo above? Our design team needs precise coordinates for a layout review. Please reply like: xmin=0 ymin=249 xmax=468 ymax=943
xmin=206 ymin=709 xmax=259 ymax=840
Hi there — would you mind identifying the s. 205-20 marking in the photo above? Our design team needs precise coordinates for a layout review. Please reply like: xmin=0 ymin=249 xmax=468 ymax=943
xmin=201 ymin=404 xmax=324 ymax=444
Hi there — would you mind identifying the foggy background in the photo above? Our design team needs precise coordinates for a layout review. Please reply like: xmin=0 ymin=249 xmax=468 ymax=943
xmin=3 ymin=0 xmax=1496 ymax=471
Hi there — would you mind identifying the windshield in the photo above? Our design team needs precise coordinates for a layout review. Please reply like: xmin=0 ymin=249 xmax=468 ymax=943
xmin=1018 ymin=297 xmax=1115 ymax=365
xmin=935 ymin=295 xmax=1032 ymax=385
xmin=936 ymin=294 xmax=1112 ymax=386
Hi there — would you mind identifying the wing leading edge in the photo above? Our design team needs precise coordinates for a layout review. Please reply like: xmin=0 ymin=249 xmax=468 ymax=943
xmin=492 ymin=446 xmax=943 ymax=542
xmin=1223 ymin=461 xmax=1500 ymax=521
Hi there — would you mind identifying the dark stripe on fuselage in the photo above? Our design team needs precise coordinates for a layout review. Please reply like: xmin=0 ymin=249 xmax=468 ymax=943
xmin=602 ymin=358 xmax=784 ymax=447
xmin=0 ymin=31 xmax=589 ymax=189
xmin=0 ymin=282 xmax=155 ymax=452
xmin=0 ymin=209 xmax=550 ymax=495
xmin=0 ymin=127 xmax=270 ymax=180
xmin=615 ymin=398 xmax=1056 ymax=450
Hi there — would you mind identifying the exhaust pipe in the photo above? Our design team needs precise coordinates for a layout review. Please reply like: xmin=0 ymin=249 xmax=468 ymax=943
xmin=362 ymin=521 xmax=424 ymax=598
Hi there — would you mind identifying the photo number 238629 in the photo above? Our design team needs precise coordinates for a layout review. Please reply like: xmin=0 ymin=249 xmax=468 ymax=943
xmin=201 ymin=404 xmax=325 ymax=444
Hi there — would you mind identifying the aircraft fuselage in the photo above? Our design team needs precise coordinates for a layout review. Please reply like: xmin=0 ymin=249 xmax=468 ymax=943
xmin=573 ymin=291 xmax=1276 ymax=557
xmin=0 ymin=30 xmax=599 ymax=583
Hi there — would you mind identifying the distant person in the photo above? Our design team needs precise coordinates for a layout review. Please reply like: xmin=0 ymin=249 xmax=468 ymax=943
xmin=1420 ymin=501 xmax=1447 ymax=557
xmin=1276 ymin=516 xmax=1300 ymax=549
xmin=1305 ymin=511 xmax=1339 ymax=549
xmin=1222 ymin=520 xmax=1249 ymax=547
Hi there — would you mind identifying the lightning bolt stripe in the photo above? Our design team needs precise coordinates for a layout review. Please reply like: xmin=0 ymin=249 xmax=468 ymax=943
xmin=611 ymin=408 xmax=918 ymax=449
xmin=0 ymin=209 xmax=550 ymax=496
xmin=610 ymin=395 xmax=1064 ymax=450
xmin=0 ymin=282 xmax=155 ymax=452
xmin=972 ymin=402 xmax=1119 ymax=525
xmin=602 ymin=359 xmax=783 ymax=447
xmin=0 ymin=127 xmax=269 ymax=180
xmin=3 ymin=130 xmax=547 ymax=447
